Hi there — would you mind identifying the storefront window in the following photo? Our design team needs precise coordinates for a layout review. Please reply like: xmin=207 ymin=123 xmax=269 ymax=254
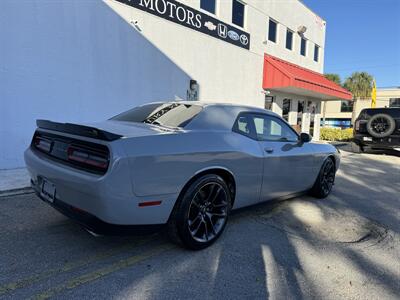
xmin=389 ymin=98 xmax=400 ymax=107
xmin=282 ymin=98 xmax=291 ymax=121
xmin=265 ymin=95 xmax=274 ymax=110
xmin=340 ymin=101 xmax=354 ymax=112
xmin=200 ymin=0 xmax=216 ymax=14
xmin=232 ymin=0 xmax=245 ymax=27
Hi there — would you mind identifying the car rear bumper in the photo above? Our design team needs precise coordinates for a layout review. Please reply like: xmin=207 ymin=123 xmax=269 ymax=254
xmin=24 ymin=148 xmax=177 ymax=226
xmin=354 ymin=134 xmax=400 ymax=150
xmin=31 ymin=182 xmax=164 ymax=235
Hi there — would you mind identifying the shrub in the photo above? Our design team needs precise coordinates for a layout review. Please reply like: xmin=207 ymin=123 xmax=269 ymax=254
xmin=320 ymin=127 xmax=353 ymax=141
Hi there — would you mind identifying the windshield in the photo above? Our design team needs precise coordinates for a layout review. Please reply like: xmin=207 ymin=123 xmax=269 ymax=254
xmin=111 ymin=103 xmax=202 ymax=128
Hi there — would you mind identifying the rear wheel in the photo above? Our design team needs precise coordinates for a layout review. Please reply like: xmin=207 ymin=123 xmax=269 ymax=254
xmin=310 ymin=157 xmax=336 ymax=198
xmin=351 ymin=142 xmax=364 ymax=153
xmin=168 ymin=174 xmax=231 ymax=250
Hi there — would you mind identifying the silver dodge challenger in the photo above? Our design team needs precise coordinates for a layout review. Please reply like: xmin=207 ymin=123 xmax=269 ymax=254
xmin=25 ymin=101 xmax=340 ymax=249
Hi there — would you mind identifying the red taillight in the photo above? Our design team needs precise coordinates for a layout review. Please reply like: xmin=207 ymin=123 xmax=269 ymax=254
xmin=34 ymin=136 xmax=52 ymax=152
xmin=67 ymin=146 xmax=109 ymax=170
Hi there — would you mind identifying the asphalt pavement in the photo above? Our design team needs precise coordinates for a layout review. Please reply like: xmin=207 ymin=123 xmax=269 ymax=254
xmin=0 ymin=149 xmax=399 ymax=299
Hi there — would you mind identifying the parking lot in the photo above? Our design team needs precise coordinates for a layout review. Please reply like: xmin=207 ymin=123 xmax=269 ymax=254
xmin=1 ymin=149 xmax=399 ymax=300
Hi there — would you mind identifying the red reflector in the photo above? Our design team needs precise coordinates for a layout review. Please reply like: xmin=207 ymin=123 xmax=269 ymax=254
xmin=138 ymin=201 xmax=162 ymax=207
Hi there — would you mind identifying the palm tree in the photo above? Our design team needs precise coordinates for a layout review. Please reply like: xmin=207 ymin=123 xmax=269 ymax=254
xmin=343 ymin=72 xmax=374 ymax=124
xmin=324 ymin=73 xmax=342 ymax=86
xmin=321 ymin=74 xmax=342 ymax=126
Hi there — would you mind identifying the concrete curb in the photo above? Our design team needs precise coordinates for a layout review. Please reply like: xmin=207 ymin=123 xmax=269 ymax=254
xmin=0 ymin=187 xmax=33 ymax=198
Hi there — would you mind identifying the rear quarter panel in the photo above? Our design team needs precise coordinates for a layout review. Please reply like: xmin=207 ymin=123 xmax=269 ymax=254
xmin=121 ymin=130 xmax=264 ymax=208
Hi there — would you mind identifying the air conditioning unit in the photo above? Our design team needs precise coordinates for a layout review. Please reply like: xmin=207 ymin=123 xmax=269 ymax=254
xmin=297 ymin=26 xmax=307 ymax=34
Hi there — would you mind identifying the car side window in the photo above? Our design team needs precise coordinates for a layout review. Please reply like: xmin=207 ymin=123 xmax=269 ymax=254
xmin=253 ymin=115 xmax=298 ymax=142
xmin=233 ymin=114 xmax=256 ymax=139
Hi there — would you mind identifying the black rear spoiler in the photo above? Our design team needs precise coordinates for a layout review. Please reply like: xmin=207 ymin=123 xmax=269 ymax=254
xmin=36 ymin=120 xmax=123 ymax=141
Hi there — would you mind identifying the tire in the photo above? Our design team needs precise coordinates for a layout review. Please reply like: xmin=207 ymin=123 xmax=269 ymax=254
xmin=167 ymin=174 xmax=231 ymax=250
xmin=351 ymin=142 xmax=363 ymax=153
xmin=309 ymin=157 xmax=336 ymax=198
xmin=367 ymin=113 xmax=396 ymax=138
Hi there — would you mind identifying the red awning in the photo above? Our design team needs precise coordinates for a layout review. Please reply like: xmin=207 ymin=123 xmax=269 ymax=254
xmin=262 ymin=54 xmax=352 ymax=100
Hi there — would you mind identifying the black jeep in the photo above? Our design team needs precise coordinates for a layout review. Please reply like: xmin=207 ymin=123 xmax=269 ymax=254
xmin=353 ymin=107 xmax=400 ymax=153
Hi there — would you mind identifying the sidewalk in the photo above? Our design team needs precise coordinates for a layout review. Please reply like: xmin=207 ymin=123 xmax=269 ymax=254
xmin=0 ymin=168 xmax=31 ymax=196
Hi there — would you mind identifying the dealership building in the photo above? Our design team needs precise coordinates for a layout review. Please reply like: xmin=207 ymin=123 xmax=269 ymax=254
xmin=0 ymin=0 xmax=351 ymax=169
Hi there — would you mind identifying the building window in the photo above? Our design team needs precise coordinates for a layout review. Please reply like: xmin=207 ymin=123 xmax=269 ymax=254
xmin=232 ymin=0 xmax=245 ymax=27
xmin=340 ymin=101 xmax=354 ymax=112
xmin=200 ymin=0 xmax=216 ymax=14
xmin=265 ymin=95 xmax=274 ymax=110
xmin=389 ymin=98 xmax=400 ymax=107
xmin=286 ymin=29 xmax=293 ymax=50
xmin=314 ymin=45 xmax=320 ymax=62
xmin=300 ymin=37 xmax=307 ymax=56
xmin=268 ymin=19 xmax=277 ymax=43
xmin=282 ymin=99 xmax=291 ymax=121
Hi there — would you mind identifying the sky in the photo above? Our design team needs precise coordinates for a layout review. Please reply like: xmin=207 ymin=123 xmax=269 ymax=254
xmin=302 ymin=0 xmax=400 ymax=87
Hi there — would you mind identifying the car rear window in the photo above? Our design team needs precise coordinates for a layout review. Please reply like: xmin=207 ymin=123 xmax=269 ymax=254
xmin=111 ymin=103 xmax=203 ymax=128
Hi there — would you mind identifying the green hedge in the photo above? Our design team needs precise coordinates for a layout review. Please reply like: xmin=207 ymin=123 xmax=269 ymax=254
xmin=320 ymin=127 xmax=353 ymax=141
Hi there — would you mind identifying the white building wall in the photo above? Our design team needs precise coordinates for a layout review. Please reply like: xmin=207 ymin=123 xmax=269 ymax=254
xmin=106 ymin=0 xmax=326 ymax=106
xmin=0 ymin=0 xmax=190 ymax=169
xmin=1 ymin=0 xmax=327 ymax=168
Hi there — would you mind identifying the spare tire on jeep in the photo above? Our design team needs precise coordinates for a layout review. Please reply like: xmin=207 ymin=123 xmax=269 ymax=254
xmin=366 ymin=113 xmax=396 ymax=138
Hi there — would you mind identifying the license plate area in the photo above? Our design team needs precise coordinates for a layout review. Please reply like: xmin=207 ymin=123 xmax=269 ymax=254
xmin=40 ymin=178 xmax=56 ymax=203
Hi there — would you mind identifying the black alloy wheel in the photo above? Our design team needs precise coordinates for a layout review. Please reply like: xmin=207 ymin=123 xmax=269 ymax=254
xmin=367 ymin=113 xmax=396 ymax=138
xmin=320 ymin=159 xmax=335 ymax=196
xmin=187 ymin=182 xmax=229 ymax=243
xmin=310 ymin=157 xmax=336 ymax=198
xmin=168 ymin=174 xmax=231 ymax=250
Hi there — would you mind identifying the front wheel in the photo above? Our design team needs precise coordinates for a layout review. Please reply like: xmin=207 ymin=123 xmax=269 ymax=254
xmin=309 ymin=157 xmax=336 ymax=198
xmin=168 ymin=174 xmax=231 ymax=250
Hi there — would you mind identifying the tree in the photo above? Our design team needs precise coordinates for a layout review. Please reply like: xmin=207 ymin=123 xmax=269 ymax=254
xmin=321 ymin=74 xmax=342 ymax=126
xmin=324 ymin=73 xmax=342 ymax=86
xmin=343 ymin=72 xmax=374 ymax=124
xmin=343 ymin=72 xmax=373 ymax=99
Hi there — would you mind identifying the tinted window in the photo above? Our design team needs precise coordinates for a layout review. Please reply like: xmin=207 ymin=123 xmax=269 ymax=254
xmin=232 ymin=0 xmax=245 ymax=27
xmin=112 ymin=103 xmax=202 ymax=128
xmin=200 ymin=0 xmax=216 ymax=14
xmin=233 ymin=113 xmax=298 ymax=142
xmin=314 ymin=45 xmax=319 ymax=62
xmin=268 ymin=19 xmax=277 ymax=42
xmin=235 ymin=114 xmax=253 ymax=137
xmin=253 ymin=115 xmax=298 ymax=142
xmin=300 ymin=38 xmax=307 ymax=56
xmin=341 ymin=101 xmax=353 ymax=112
xmin=286 ymin=30 xmax=293 ymax=50
xmin=389 ymin=98 xmax=400 ymax=107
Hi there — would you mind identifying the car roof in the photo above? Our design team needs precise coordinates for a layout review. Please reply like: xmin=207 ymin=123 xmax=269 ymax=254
xmin=137 ymin=101 xmax=280 ymax=131
xmin=174 ymin=101 xmax=279 ymax=130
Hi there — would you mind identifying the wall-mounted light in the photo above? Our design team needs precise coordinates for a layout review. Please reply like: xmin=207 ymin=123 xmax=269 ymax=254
xmin=130 ymin=20 xmax=142 ymax=32
xmin=297 ymin=25 xmax=307 ymax=34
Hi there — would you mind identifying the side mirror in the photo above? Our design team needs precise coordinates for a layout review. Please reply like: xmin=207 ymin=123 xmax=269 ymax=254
xmin=299 ymin=132 xmax=312 ymax=143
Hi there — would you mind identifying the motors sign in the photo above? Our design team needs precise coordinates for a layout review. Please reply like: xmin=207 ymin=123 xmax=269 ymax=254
xmin=116 ymin=0 xmax=250 ymax=50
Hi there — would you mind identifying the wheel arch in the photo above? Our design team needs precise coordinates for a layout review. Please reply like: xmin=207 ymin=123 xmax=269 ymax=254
xmin=178 ymin=167 xmax=237 ymax=208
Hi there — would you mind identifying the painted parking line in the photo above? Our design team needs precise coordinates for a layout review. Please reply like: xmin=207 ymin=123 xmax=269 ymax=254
xmin=0 ymin=235 xmax=157 ymax=296
xmin=33 ymin=243 xmax=175 ymax=300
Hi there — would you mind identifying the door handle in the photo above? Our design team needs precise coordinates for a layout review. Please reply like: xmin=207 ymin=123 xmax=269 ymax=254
xmin=264 ymin=147 xmax=274 ymax=154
